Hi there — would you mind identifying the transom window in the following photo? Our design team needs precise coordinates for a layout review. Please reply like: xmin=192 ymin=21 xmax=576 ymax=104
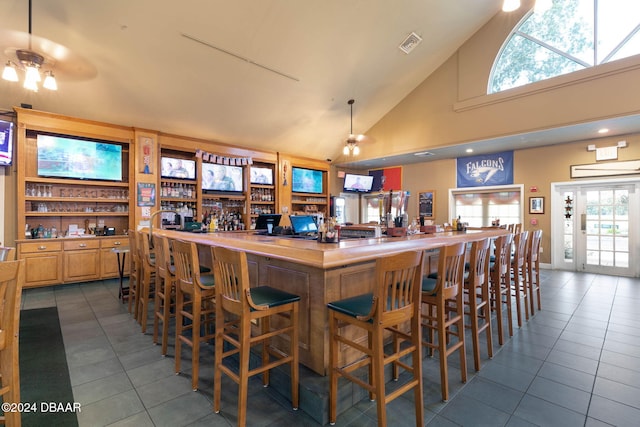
xmin=490 ymin=0 xmax=640 ymax=93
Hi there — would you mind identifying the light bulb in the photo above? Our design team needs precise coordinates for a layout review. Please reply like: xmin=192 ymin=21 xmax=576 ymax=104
xmin=343 ymin=145 xmax=350 ymax=155
xmin=2 ymin=62 xmax=18 ymax=82
xmin=353 ymin=145 xmax=360 ymax=156
xmin=502 ymin=0 xmax=521 ymax=12
xmin=43 ymin=72 xmax=57 ymax=90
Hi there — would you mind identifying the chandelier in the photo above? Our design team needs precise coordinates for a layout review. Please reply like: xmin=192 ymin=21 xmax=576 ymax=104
xmin=343 ymin=99 xmax=364 ymax=156
xmin=2 ymin=0 xmax=57 ymax=92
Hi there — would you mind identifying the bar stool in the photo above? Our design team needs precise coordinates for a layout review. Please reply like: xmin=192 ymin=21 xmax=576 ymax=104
xmin=152 ymin=234 xmax=175 ymax=356
xmin=328 ymin=250 xmax=424 ymax=426
xmin=511 ymin=231 xmax=529 ymax=327
xmin=212 ymin=246 xmax=300 ymax=427
xmin=138 ymin=230 xmax=156 ymax=333
xmin=464 ymin=238 xmax=493 ymax=372
xmin=0 ymin=259 xmax=24 ymax=427
xmin=421 ymin=241 xmax=467 ymax=402
xmin=0 ymin=247 xmax=16 ymax=261
xmin=171 ymin=239 xmax=216 ymax=391
xmin=127 ymin=230 xmax=140 ymax=319
xmin=527 ymin=229 xmax=543 ymax=314
xmin=490 ymin=233 xmax=514 ymax=345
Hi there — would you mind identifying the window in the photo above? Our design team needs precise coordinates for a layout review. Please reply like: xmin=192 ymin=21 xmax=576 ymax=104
xmin=451 ymin=186 xmax=522 ymax=227
xmin=490 ymin=0 xmax=640 ymax=93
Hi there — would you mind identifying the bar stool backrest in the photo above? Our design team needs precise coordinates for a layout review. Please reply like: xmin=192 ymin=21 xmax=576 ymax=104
xmin=0 ymin=247 xmax=16 ymax=262
xmin=374 ymin=250 xmax=424 ymax=325
xmin=172 ymin=239 xmax=198 ymax=291
xmin=494 ymin=233 xmax=514 ymax=277
xmin=139 ymin=230 xmax=155 ymax=267
xmin=528 ymin=229 xmax=542 ymax=263
xmin=212 ymin=246 xmax=252 ymax=316
xmin=426 ymin=242 xmax=466 ymax=301
xmin=513 ymin=231 xmax=529 ymax=268
xmin=152 ymin=234 xmax=171 ymax=280
xmin=0 ymin=260 xmax=24 ymax=351
xmin=468 ymin=238 xmax=490 ymax=286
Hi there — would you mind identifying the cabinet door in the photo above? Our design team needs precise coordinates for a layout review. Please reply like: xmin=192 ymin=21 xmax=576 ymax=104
xmin=22 ymin=252 xmax=63 ymax=288
xmin=100 ymin=248 xmax=130 ymax=278
xmin=64 ymin=250 xmax=100 ymax=282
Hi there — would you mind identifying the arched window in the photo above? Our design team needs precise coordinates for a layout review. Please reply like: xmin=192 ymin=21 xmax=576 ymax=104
xmin=489 ymin=0 xmax=640 ymax=93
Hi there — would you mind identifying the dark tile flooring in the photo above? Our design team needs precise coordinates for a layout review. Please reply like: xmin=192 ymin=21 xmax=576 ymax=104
xmin=20 ymin=269 xmax=640 ymax=426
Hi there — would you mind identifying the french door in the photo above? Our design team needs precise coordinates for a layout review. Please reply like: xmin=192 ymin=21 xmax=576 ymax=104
xmin=552 ymin=179 xmax=639 ymax=277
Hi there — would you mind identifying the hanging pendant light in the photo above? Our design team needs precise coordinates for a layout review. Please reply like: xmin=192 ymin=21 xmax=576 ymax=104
xmin=502 ymin=0 xmax=521 ymax=12
xmin=344 ymin=99 xmax=364 ymax=156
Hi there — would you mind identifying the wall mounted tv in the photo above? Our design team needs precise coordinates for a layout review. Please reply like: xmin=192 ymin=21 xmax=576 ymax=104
xmin=160 ymin=156 xmax=196 ymax=180
xmin=202 ymin=163 xmax=243 ymax=193
xmin=36 ymin=134 xmax=123 ymax=181
xmin=343 ymin=173 xmax=373 ymax=192
xmin=291 ymin=167 xmax=323 ymax=194
xmin=0 ymin=119 xmax=14 ymax=166
xmin=250 ymin=166 xmax=273 ymax=185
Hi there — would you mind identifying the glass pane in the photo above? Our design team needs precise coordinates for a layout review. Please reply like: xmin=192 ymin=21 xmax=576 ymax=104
xmin=563 ymin=233 xmax=573 ymax=261
xmin=586 ymin=220 xmax=600 ymax=234
xmin=586 ymin=249 xmax=600 ymax=265
xmin=599 ymin=251 xmax=614 ymax=266
xmin=615 ymin=236 xmax=629 ymax=251
xmin=610 ymin=29 xmax=640 ymax=61
xmin=586 ymin=235 xmax=600 ymax=251
xmin=601 ymin=236 xmax=614 ymax=251
xmin=597 ymin=0 xmax=640 ymax=63
xmin=615 ymin=252 xmax=629 ymax=268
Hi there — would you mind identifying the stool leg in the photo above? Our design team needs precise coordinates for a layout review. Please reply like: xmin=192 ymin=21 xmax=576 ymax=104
xmin=175 ymin=288 xmax=184 ymax=376
xmin=290 ymin=303 xmax=299 ymax=410
xmin=191 ymin=294 xmax=202 ymax=391
xmin=329 ymin=311 xmax=338 ymax=425
xmin=372 ymin=324 xmax=387 ymax=426
xmin=262 ymin=315 xmax=270 ymax=387
xmin=237 ymin=316 xmax=251 ymax=427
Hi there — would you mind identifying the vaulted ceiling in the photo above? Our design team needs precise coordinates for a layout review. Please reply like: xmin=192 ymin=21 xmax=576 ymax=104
xmin=0 ymin=0 xmax=503 ymax=163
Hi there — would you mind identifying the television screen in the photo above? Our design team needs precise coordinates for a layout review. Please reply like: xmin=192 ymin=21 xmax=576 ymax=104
xmin=36 ymin=134 xmax=123 ymax=181
xmin=292 ymin=167 xmax=323 ymax=194
xmin=343 ymin=173 xmax=373 ymax=192
xmin=202 ymin=163 xmax=243 ymax=192
xmin=0 ymin=119 xmax=14 ymax=166
xmin=160 ymin=157 xmax=196 ymax=180
xmin=250 ymin=166 xmax=273 ymax=185
xmin=290 ymin=215 xmax=318 ymax=234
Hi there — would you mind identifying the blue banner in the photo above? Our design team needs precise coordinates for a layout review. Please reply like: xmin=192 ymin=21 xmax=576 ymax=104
xmin=456 ymin=151 xmax=514 ymax=187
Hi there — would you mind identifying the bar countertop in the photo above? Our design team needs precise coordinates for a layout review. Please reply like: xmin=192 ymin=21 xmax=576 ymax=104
xmin=154 ymin=228 xmax=508 ymax=269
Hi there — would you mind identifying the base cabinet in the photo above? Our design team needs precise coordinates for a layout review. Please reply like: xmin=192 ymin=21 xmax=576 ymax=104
xmin=17 ymin=236 xmax=129 ymax=288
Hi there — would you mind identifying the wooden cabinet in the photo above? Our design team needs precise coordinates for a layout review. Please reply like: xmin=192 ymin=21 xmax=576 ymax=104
xmin=18 ymin=241 xmax=63 ymax=288
xmin=63 ymin=239 xmax=101 ymax=282
xmin=248 ymin=162 xmax=277 ymax=229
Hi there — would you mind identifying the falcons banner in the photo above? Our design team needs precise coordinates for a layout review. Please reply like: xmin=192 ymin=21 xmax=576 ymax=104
xmin=456 ymin=151 xmax=514 ymax=188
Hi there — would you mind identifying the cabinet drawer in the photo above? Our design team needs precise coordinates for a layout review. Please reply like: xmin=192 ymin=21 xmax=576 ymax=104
xmin=19 ymin=241 xmax=63 ymax=253
xmin=101 ymin=237 xmax=127 ymax=249
xmin=63 ymin=239 xmax=100 ymax=251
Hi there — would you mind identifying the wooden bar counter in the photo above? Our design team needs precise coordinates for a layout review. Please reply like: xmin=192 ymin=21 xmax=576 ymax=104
xmin=155 ymin=228 xmax=507 ymax=375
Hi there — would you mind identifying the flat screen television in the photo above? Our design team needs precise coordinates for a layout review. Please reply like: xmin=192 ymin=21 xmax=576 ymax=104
xmin=343 ymin=173 xmax=374 ymax=192
xmin=0 ymin=119 xmax=14 ymax=166
xmin=160 ymin=156 xmax=196 ymax=180
xmin=291 ymin=167 xmax=323 ymax=194
xmin=202 ymin=162 xmax=243 ymax=193
xmin=250 ymin=166 xmax=273 ymax=185
xmin=36 ymin=134 xmax=123 ymax=181
xmin=290 ymin=215 xmax=318 ymax=234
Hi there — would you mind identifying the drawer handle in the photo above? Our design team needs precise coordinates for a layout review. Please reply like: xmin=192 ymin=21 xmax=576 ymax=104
xmin=114 ymin=241 xmax=121 ymax=246
xmin=38 ymin=245 xmax=46 ymax=250
xmin=79 ymin=243 xmax=87 ymax=248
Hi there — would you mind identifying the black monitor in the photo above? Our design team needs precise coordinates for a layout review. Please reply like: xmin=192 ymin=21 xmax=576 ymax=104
xmin=255 ymin=214 xmax=282 ymax=234
xmin=289 ymin=215 xmax=318 ymax=235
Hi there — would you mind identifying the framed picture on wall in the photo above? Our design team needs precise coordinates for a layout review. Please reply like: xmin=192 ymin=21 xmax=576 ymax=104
xmin=529 ymin=196 xmax=544 ymax=214
xmin=418 ymin=190 xmax=435 ymax=219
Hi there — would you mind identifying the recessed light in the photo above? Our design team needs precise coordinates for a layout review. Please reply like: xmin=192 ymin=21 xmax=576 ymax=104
xmin=598 ymin=128 xmax=609 ymax=134
xmin=465 ymin=148 xmax=474 ymax=153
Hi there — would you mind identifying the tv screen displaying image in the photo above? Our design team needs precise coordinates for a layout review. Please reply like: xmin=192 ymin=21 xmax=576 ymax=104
xmin=250 ymin=166 xmax=273 ymax=185
xmin=0 ymin=119 xmax=14 ymax=166
xmin=343 ymin=173 xmax=373 ymax=192
xmin=291 ymin=167 xmax=323 ymax=194
xmin=202 ymin=163 xmax=243 ymax=192
xmin=160 ymin=157 xmax=196 ymax=180
xmin=36 ymin=134 xmax=123 ymax=181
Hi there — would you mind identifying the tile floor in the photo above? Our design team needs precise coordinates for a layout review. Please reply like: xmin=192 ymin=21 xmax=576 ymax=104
xmin=20 ymin=269 xmax=640 ymax=426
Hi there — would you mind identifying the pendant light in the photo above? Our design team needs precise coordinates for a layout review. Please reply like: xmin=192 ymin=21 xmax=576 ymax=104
xmin=343 ymin=99 xmax=363 ymax=156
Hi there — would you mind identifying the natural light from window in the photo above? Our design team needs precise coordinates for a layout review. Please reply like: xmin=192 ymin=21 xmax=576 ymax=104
xmin=490 ymin=0 xmax=640 ymax=93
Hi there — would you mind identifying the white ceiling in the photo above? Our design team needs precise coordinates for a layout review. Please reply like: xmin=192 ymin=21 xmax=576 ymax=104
xmin=2 ymin=0 xmax=639 ymax=170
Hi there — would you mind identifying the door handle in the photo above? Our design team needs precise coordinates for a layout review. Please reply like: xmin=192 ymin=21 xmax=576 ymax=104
xmin=581 ymin=213 xmax=586 ymax=231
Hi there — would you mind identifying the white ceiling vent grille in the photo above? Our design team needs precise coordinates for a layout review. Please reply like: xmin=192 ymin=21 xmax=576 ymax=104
xmin=414 ymin=151 xmax=434 ymax=157
xmin=399 ymin=32 xmax=422 ymax=54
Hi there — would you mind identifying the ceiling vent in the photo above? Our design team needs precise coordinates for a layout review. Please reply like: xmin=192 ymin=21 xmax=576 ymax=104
xmin=399 ymin=32 xmax=422 ymax=54
xmin=414 ymin=151 xmax=434 ymax=157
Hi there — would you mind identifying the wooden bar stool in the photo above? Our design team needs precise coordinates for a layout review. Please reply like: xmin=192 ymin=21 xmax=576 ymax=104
xmin=152 ymin=234 xmax=176 ymax=356
xmin=127 ymin=230 xmax=140 ymax=319
xmin=212 ymin=246 xmax=300 ymax=427
xmin=0 ymin=259 xmax=25 ymax=427
xmin=511 ymin=231 xmax=529 ymax=327
xmin=172 ymin=239 xmax=216 ymax=392
xmin=0 ymin=247 xmax=16 ymax=262
xmin=421 ymin=241 xmax=467 ymax=402
xmin=464 ymin=238 xmax=493 ymax=372
xmin=137 ymin=230 xmax=156 ymax=333
xmin=328 ymin=250 xmax=424 ymax=426
xmin=490 ymin=233 xmax=514 ymax=345
xmin=527 ymin=229 xmax=543 ymax=314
